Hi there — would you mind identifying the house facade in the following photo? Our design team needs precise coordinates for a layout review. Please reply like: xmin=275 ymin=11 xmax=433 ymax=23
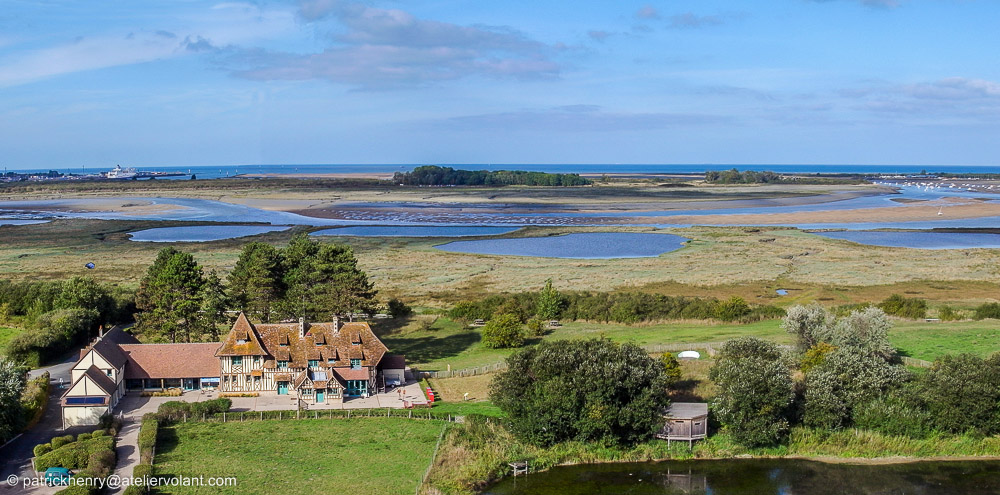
xmin=61 ymin=314 xmax=406 ymax=427
xmin=214 ymin=314 xmax=403 ymax=405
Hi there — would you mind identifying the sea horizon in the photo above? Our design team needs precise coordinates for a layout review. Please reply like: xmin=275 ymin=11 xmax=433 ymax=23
xmin=5 ymin=163 xmax=1000 ymax=180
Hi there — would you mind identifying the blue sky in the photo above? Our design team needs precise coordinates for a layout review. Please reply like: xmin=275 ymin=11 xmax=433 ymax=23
xmin=1 ymin=0 xmax=998 ymax=168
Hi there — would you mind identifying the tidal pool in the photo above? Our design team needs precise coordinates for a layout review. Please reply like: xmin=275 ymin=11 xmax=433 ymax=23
xmin=483 ymin=459 xmax=1000 ymax=495
xmin=435 ymin=232 xmax=688 ymax=259
xmin=310 ymin=225 xmax=519 ymax=237
xmin=812 ymin=230 xmax=1000 ymax=249
xmin=128 ymin=225 xmax=290 ymax=242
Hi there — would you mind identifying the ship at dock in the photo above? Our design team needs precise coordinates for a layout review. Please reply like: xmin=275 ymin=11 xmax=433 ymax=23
xmin=103 ymin=164 xmax=188 ymax=180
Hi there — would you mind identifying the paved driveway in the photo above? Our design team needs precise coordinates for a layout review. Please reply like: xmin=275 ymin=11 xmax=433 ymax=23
xmin=0 ymin=355 xmax=88 ymax=495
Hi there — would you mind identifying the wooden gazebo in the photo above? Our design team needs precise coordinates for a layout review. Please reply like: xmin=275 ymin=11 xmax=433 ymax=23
xmin=656 ymin=402 xmax=708 ymax=447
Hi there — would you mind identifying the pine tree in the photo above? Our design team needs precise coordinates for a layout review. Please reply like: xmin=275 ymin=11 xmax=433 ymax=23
xmin=135 ymin=248 xmax=206 ymax=343
xmin=227 ymin=242 xmax=283 ymax=322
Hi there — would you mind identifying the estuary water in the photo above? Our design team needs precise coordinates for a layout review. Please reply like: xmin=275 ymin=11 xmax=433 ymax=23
xmin=812 ymin=231 xmax=1000 ymax=249
xmin=310 ymin=226 xmax=519 ymax=237
xmin=128 ymin=225 xmax=291 ymax=242
xmin=435 ymin=232 xmax=689 ymax=259
xmin=482 ymin=459 xmax=1000 ymax=495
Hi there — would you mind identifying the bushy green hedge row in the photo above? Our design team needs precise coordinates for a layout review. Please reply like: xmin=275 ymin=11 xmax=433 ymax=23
xmin=450 ymin=290 xmax=785 ymax=324
xmin=138 ymin=416 xmax=158 ymax=464
xmin=33 ymin=435 xmax=115 ymax=472
xmin=154 ymin=398 xmax=232 ymax=423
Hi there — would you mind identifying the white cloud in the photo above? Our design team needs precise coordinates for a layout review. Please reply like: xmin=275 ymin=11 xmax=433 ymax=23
xmin=234 ymin=1 xmax=561 ymax=90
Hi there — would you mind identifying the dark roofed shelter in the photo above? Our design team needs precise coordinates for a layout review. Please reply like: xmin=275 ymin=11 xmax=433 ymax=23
xmin=656 ymin=402 xmax=709 ymax=447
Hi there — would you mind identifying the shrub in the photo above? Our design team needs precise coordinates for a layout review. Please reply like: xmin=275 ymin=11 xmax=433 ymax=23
xmin=90 ymin=429 xmax=106 ymax=438
xmin=86 ymin=449 xmax=116 ymax=478
xmin=525 ymin=317 xmax=545 ymax=336
xmin=33 ymin=443 xmax=52 ymax=457
xmin=852 ymin=391 xmax=930 ymax=438
xmin=132 ymin=463 xmax=154 ymax=480
xmin=918 ymin=354 xmax=1000 ymax=435
xmin=491 ymin=339 xmax=670 ymax=446
xmin=660 ymin=352 xmax=682 ymax=386
xmin=974 ymin=302 xmax=1000 ymax=320
xmin=480 ymin=314 xmax=525 ymax=349
xmin=878 ymin=294 xmax=927 ymax=319
xmin=51 ymin=434 xmax=75 ymax=449
xmin=54 ymin=485 xmax=95 ymax=495
xmin=800 ymin=342 xmax=837 ymax=373
xmin=937 ymin=305 xmax=961 ymax=321
xmin=76 ymin=433 xmax=91 ymax=442
xmin=34 ymin=436 xmax=114 ymax=471
xmin=386 ymin=298 xmax=412 ymax=319
xmin=20 ymin=371 xmax=50 ymax=431
xmin=710 ymin=337 xmax=794 ymax=447
xmin=123 ymin=485 xmax=147 ymax=495
xmin=714 ymin=296 xmax=751 ymax=322
xmin=138 ymin=416 xmax=158 ymax=464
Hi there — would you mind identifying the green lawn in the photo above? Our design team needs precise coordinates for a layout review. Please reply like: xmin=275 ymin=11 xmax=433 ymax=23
xmin=890 ymin=319 xmax=1000 ymax=361
xmin=155 ymin=418 xmax=445 ymax=495
xmin=377 ymin=315 xmax=1000 ymax=371
xmin=0 ymin=326 xmax=20 ymax=356
xmin=377 ymin=316 xmax=788 ymax=371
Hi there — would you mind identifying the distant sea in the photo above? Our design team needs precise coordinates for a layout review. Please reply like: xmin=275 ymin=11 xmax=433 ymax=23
xmin=6 ymin=164 xmax=1000 ymax=181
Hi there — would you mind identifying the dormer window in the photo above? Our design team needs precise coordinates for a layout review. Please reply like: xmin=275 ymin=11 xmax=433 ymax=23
xmin=277 ymin=360 xmax=288 ymax=369
xmin=236 ymin=339 xmax=247 ymax=345
xmin=350 ymin=358 xmax=362 ymax=369
xmin=327 ymin=358 xmax=336 ymax=365
xmin=232 ymin=356 xmax=242 ymax=366
xmin=106 ymin=369 xmax=113 ymax=377
xmin=279 ymin=342 xmax=289 ymax=347
xmin=308 ymin=360 xmax=319 ymax=368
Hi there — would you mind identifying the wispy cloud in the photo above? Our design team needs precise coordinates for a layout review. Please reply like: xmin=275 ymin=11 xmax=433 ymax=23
xmin=423 ymin=105 xmax=731 ymax=132
xmin=635 ymin=5 xmax=661 ymax=20
xmin=0 ymin=3 xmax=296 ymax=88
xmin=233 ymin=1 xmax=560 ymax=89
xmin=811 ymin=0 xmax=903 ymax=9
xmin=842 ymin=77 xmax=1000 ymax=122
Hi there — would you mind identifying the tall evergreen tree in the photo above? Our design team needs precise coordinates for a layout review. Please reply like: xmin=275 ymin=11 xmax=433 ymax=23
xmin=281 ymin=235 xmax=376 ymax=320
xmin=227 ymin=242 xmax=283 ymax=322
xmin=135 ymin=248 xmax=206 ymax=342
xmin=200 ymin=270 xmax=229 ymax=341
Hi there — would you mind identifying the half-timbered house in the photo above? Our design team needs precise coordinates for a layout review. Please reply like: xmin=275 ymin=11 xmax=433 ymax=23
xmin=214 ymin=313 xmax=404 ymax=405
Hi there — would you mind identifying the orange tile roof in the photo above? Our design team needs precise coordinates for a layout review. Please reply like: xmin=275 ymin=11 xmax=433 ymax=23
xmin=216 ymin=313 xmax=389 ymax=370
xmin=121 ymin=343 xmax=221 ymax=379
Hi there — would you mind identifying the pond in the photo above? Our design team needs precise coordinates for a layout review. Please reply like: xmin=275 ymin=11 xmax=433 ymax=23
xmin=128 ymin=225 xmax=291 ymax=242
xmin=482 ymin=459 xmax=1000 ymax=495
xmin=435 ymin=232 xmax=688 ymax=259
xmin=812 ymin=230 xmax=1000 ymax=249
xmin=310 ymin=225 xmax=520 ymax=237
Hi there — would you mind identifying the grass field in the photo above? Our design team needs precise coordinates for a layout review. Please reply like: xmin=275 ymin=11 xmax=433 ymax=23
xmin=154 ymin=418 xmax=445 ymax=495
xmin=2 ymin=218 xmax=1000 ymax=309
xmin=0 ymin=326 xmax=21 ymax=356
xmin=374 ymin=315 xmax=790 ymax=371
xmin=890 ymin=320 xmax=1000 ymax=361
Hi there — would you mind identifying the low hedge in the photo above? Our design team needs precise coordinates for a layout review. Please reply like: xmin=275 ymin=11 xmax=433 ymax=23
xmin=34 ymin=436 xmax=115 ymax=471
xmin=132 ymin=463 xmax=153 ymax=479
xmin=138 ymin=416 xmax=158 ymax=464
xmin=55 ymin=485 xmax=95 ymax=495
xmin=33 ymin=443 xmax=52 ymax=457
xmin=51 ymin=434 xmax=75 ymax=449
xmin=155 ymin=398 xmax=231 ymax=423
xmin=20 ymin=372 xmax=50 ymax=431
xmin=76 ymin=433 xmax=92 ymax=441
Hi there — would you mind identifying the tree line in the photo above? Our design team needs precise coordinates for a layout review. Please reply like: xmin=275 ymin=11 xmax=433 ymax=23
xmin=134 ymin=234 xmax=378 ymax=343
xmin=392 ymin=165 xmax=591 ymax=186
xmin=712 ymin=304 xmax=1000 ymax=447
xmin=704 ymin=169 xmax=785 ymax=184
xmin=2 ymin=278 xmax=135 ymax=366
xmin=449 ymin=284 xmax=786 ymax=327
